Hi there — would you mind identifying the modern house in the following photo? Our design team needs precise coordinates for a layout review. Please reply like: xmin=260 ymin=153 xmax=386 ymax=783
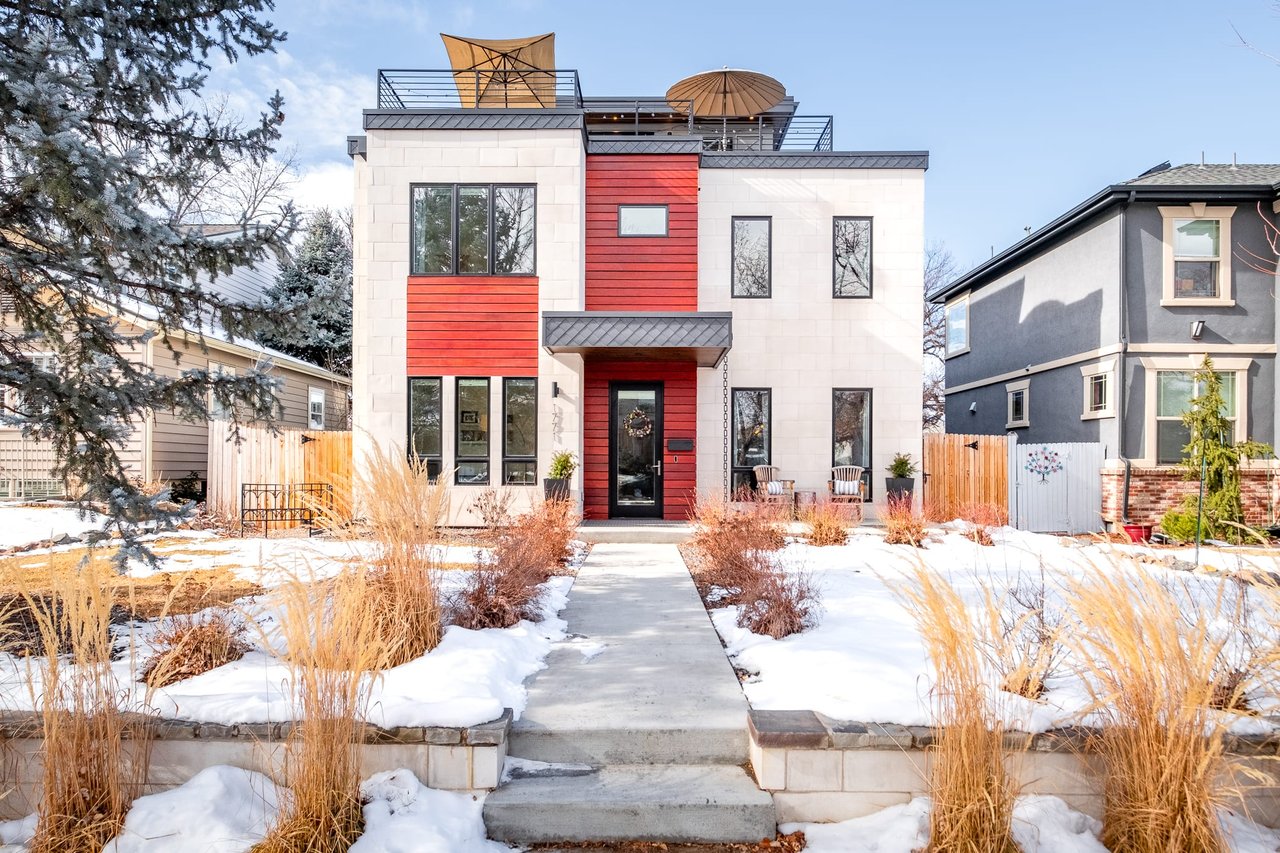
xmin=0 ymin=230 xmax=351 ymax=500
xmin=348 ymin=33 xmax=926 ymax=523
xmin=932 ymin=162 xmax=1280 ymax=528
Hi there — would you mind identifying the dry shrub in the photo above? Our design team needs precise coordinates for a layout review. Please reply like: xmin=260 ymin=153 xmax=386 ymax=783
xmin=1066 ymin=565 xmax=1253 ymax=853
xmin=22 ymin=552 xmax=147 ymax=853
xmin=896 ymin=566 xmax=1018 ymax=853
xmin=253 ymin=569 xmax=391 ymax=853
xmin=140 ymin=609 xmax=249 ymax=688
xmin=801 ymin=500 xmax=848 ymax=547
xmin=738 ymin=566 xmax=819 ymax=639
xmin=688 ymin=496 xmax=785 ymax=603
xmin=469 ymin=487 xmax=514 ymax=538
xmin=1202 ymin=575 xmax=1270 ymax=714
xmin=985 ymin=571 xmax=1067 ymax=700
xmin=882 ymin=496 xmax=927 ymax=547
xmin=338 ymin=446 xmax=450 ymax=668
xmin=451 ymin=499 xmax=581 ymax=630
xmin=958 ymin=502 xmax=1008 ymax=528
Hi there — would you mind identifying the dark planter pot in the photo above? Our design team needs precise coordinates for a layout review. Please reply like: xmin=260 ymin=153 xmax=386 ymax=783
xmin=544 ymin=478 xmax=571 ymax=502
xmin=885 ymin=477 xmax=915 ymax=502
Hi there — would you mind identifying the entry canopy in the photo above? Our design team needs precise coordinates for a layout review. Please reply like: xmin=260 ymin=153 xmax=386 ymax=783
xmin=665 ymin=68 xmax=786 ymax=117
xmin=440 ymin=32 xmax=559 ymax=108
xmin=543 ymin=312 xmax=732 ymax=368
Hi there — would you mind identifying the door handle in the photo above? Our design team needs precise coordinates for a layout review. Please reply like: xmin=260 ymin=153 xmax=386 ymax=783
xmin=652 ymin=461 xmax=662 ymax=477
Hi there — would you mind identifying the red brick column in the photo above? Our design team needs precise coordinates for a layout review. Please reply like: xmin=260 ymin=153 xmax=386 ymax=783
xmin=1101 ymin=466 xmax=1280 ymax=528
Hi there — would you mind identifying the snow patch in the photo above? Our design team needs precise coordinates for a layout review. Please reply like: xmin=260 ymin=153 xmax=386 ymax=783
xmin=352 ymin=768 xmax=514 ymax=852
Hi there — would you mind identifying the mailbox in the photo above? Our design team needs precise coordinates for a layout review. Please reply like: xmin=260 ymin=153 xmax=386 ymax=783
xmin=666 ymin=438 xmax=694 ymax=452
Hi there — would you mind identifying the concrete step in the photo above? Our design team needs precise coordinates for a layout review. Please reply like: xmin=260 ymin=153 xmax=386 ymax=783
xmin=509 ymin=719 xmax=747 ymax=765
xmin=483 ymin=763 xmax=776 ymax=844
xmin=576 ymin=523 xmax=694 ymax=544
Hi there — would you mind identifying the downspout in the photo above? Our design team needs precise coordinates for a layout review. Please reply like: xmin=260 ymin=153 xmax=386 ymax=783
xmin=1118 ymin=190 xmax=1136 ymax=523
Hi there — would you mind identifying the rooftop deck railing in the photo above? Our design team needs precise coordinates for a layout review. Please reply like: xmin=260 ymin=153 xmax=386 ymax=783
xmin=377 ymin=68 xmax=583 ymax=110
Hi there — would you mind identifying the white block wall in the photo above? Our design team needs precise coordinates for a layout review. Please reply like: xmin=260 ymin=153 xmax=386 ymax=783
xmin=696 ymin=168 xmax=926 ymax=509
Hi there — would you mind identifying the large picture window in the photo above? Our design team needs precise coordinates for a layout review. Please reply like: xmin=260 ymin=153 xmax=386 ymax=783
xmin=731 ymin=388 xmax=771 ymax=494
xmin=617 ymin=205 xmax=668 ymax=237
xmin=832 ymin=389 xmax=871 ymax=497
xmin=411 ymin=184 xmax=535 ymax=276
xmin=408 ymin=377 xmax=443 ymax=478
xmin=502 ymin=378 xmax=537 ymax=485
xmin=731 ymin=217 xmax=771 ymax=298
xmin=833 ymin=217 xmax=872 ymax=298
xmin=455 ymin=378 xmax=490 ymax=484
xmin=1155 ymin=370 xmax=1236 ymax=465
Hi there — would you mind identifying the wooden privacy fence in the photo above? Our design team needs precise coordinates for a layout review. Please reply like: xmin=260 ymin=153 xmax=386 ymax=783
xmin=207 ymin=421 xmax=351 ymax=524
xmin=922 ymin=433 xmax=1010 ymax=518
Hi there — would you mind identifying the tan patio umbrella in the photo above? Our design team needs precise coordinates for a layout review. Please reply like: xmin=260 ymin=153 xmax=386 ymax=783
xmin=440 ymin=32 xmax=558 ymax=108
xmin=665 ymin=68 xmax=786 ymax=117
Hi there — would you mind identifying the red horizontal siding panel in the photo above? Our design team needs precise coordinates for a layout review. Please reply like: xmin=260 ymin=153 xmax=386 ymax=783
xmin=582 ymin=360 xmax=698 ymax=521
xmin=585 ymin=154 xmax=699 ymax=312
xmin=406 ymin=275 xmax=539 ymax=374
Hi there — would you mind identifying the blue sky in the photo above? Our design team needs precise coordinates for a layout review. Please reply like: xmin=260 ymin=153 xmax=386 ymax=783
xmin=209 ymin=0 xmax=1280 ymax=276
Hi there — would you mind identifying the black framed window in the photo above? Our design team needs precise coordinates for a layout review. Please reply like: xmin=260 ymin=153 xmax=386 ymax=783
xmin=618 ymin=205 xmax=668 ymax=237
xmin=502 ymin=377 xmax=537 ymax=485
xmin=411 ymin=184 xmax=535 ymax=275
xmin=455 ymin=377 xmax=490 ymax=484
xmin=833 ymin=216 xmax=872 ymax=298
xmin=732 ymin=388 xmax=771 ymax=495
xmin=833 ymin=389 xmax=872 ymax=497
xmin=408 ymin=377 xmax=443 ymax=478
xmin=732 ymin=217 xmax=771 ymax=298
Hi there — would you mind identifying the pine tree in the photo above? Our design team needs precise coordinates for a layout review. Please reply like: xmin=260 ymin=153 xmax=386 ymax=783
xmin=261 ymin=209 xmax=353 ymax=375
xmin=1162 ymin=355 xmax=1272 ymax=542
xmin=0 ymin=1 xmax=293 ymax=547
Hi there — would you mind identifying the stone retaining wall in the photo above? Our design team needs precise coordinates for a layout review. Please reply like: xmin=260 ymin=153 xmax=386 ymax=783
xmin=0 ymin=710 xmax=510 ymax=820
xmin=749 ymin=711 xmax=1280 ymax=827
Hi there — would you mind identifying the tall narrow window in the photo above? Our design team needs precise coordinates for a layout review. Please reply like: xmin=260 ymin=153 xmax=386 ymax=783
xmin=945 ymin=295 xmax=969 ymax=356
xmin=493 ymin=187 xmax=536 ymax=275
xmin=408 ymin=377 xmax=443 ymax=478
xmin=208 ymin=362 xmax=235 ymax=421
xmin=1155 ymin=370 xmax=1236 ymax=464
xmin=832 ymin=389 xmax=871 ymax=497
xmin=456 ymin=377 xmax=490 ymax=484
xmin=308 ymin=387 xmax=326 ymax=430
xmin=456 ymin=186 xmax=490 ymax=274
xmin=731 ymin=217 xmax=771 ymax=298
xmin=503 ymin=378 xmax=537 ymax=485
xmin=833 ymin=217 xmax=872 ymax=298
xmin=1006 ymin=379 xmax=1030 ymax=429
xmin=411 ymin=186 xmax=453 ymax=274
xmin=731 ymin=388 xmax=771 ymax=494
xmin=618 ymin=205 xmax=668 ymax=237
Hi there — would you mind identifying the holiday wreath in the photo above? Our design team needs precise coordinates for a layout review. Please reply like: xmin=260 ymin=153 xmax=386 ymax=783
xmin=624 ymin=406 xmax=653 ymax=438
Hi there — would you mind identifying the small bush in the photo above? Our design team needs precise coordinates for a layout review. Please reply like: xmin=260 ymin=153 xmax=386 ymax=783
xmin=1158 ymin=507 xmax=1203 ymax=543
xmin=469 ymin=487 xmax=514 ymax=537
xmin=140 ymin=610 xmax=249 ymax=688
xmin=688 ymin=497 xmax=785 ymax=604
xmin=990 ymin=571 xmax=1067 ymax=700
xmin=958 ymin=502 xmax=1008 ymax=528
xmin=801 ymin=500 xmax=848 ymax=547
xmin=882 ymin=496 xmax=927 ymax=547
xmin=738 ymin=566 xmax=819 ymax=639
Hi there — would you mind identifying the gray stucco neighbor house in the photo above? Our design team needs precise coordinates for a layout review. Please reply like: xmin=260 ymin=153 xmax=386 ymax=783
xmin=930 ymin=162 xmax=1280 ymax=528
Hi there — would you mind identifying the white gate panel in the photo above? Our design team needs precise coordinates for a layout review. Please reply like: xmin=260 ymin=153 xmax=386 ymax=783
xmin=1011 ymin=441 xmax=1105 ymax=534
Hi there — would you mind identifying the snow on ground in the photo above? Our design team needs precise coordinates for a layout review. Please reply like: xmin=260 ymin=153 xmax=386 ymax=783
xmin=353 ymin=768 xmax=513 ymax=852
xmin=0 ymin=503 xmax=108 ymax=549
xmin=712 ymin=525 xmax=1280 ymax=732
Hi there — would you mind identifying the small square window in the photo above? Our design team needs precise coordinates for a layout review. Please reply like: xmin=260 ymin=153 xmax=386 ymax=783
xmin=1087 ymin=375 xmax=1107 ymax=413
xmin=618 ymin=205 xmax=668 ymax=237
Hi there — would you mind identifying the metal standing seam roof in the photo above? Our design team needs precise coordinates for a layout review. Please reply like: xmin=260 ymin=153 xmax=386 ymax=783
xmin=542 ymin=311 xmax=732 ymax=367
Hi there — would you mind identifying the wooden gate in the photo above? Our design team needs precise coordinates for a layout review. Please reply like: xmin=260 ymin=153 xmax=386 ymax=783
xmin=207 ymin=421 xmax=351 ymax=521
xmin=922 ymin=433 xmax=1009 ymax=518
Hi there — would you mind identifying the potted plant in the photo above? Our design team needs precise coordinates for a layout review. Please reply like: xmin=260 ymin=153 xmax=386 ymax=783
xmin=544 ymin=451 xmax=577 ymax=502
xmin=885 ymin=452 xmax=918 ymax=502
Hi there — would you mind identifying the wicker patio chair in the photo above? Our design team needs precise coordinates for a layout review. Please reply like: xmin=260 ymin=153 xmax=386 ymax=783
xmin=752 ymin=465 xmax=794 ymax=506
xmin=828 ymin=466 xmax=866 ymax=504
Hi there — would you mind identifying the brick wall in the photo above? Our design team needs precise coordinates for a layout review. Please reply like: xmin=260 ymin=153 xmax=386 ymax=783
xmin=1101 ymin=466 xmax=1280 ymax=527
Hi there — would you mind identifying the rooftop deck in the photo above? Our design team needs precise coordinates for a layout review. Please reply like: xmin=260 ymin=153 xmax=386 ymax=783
xmin=374 ymin=69 xmax=834 ymax=152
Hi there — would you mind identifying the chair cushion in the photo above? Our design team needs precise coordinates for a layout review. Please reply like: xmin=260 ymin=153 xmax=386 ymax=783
xmin=834 ymin=479 xmax=860 ymax=496
xmin=766 ymin=480 xmax=785 ymax=496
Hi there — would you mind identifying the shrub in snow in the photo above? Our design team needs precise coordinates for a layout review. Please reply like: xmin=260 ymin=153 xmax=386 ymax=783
xmin=883 ymin=497 xmax=927 ymax=547
xmin=990 ymin=571 xmax=1067 ymax=701
xmin=738 ymin=567 xmax=820 ymax=639
xmin=801 ymin=500 xmax=849 ymax=547
xmin=688 ymin=497 xmax=785 ymax=604
xmin=140 ymin=609 xmax=249 ymax=688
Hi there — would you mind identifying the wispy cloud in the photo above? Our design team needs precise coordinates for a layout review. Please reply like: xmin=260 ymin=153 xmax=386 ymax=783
xmin=293 ymin=160 xmax=355 ymax=214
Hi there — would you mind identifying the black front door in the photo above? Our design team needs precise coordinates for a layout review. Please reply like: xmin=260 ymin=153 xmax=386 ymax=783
xmin=609 ymin=382 xmax=664 ymax=519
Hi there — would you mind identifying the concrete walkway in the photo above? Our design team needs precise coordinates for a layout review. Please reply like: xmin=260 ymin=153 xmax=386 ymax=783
xmin=510 ymin=542 xmax=750 ymax=765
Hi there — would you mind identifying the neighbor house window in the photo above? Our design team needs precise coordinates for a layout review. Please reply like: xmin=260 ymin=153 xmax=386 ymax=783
xmin=945 ymin=295 xmax=969 ymax=356
xmin=308 ymin=387 xmax=326 ymax=430
xmin=1006 ymin=379 xmax=1030 ymax=428
xmin=9 ymin=353 xmax=58 ymax=414
xmin=208 ymin=362 xmax=235 ymax=421
xmin=731 ymin=388 xmax=771 ymax=494
xmin=833 ymin=217 xmax=872 ymax=298
xmin=1080 ymin=360 xmax=1115 ymax=420
xmin=1159 ymin=205 xmax=1235 ymax=305
xmin=618 ymin=205 xmax=668 ymax=237
xmin=731 ymin=217 xmax=771 ymax=298
xmin=411 ymin=184 xmax=535 ymax=275
xmin=408 ymin=377 xmax=442 ymax=478
xmin=502 ymin=378 xmax=537 ymax=485
xmin=456 ymin=378 xmax=490 ymax=484
xmin=1155 ymin=369 xmax=1237 ymax=465
xmin=832 ymin=389 xmax=871 ymax=497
